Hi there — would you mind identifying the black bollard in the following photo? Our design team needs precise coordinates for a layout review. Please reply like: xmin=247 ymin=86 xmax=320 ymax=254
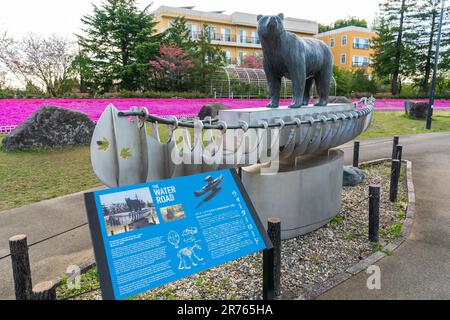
xmin=353 ymin=141 xmax=360 ymax=168
xmin=369 ymin=185 xmax=381 ymax=243
xmin=390 ymin=160 xmax=401 ymax=202
xmin=263 ymin=247 xmax=275 ymax=300
xmin=396 ymin=145 xmax=403 ymax=162
xmin=392 ymin=136 xmax=399 ymax=159
xmin=267 ymin=218 xmax=281 ymax=297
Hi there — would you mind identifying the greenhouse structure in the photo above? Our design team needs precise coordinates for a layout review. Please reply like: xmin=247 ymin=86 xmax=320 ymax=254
xmin=210 ymin=66 xmax=336 ymax=99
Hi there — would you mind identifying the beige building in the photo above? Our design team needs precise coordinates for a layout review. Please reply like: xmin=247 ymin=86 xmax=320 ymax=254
xmin=315 ymin=26 xmax=376 ymax=74
xmin=152 ymin=6 xmax=318 ymax=65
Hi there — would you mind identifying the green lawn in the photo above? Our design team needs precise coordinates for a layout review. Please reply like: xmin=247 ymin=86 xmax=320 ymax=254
xmin=1 ymin=110 xmax=449 ymax=211
xmin=359 ymin=110 xmax=450 ymax=139
xmin=0 ymin=138 xmax=100 ymax=211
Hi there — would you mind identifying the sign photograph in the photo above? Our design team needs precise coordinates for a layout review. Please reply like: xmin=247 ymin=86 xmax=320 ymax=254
xmin=84 ymin=169 xmax=271 ymax=300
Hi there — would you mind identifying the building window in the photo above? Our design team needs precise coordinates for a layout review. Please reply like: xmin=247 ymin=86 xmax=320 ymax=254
xmin=225 ymin=51 xmax=232 ymax=64
xmin=238 ymin=29 xmax=248 ymax=43
xmin=221 ymin=28 xmax=232 ymax=42
xmin=251 ymin=31 xmax=259 ymax=44
xmin=330 ymin=38 xmax=335 ymax=48
xmin=342 ymin=35 xmax=347 ymax=46
xmin=209 ymin=26 xmax=217 ymax=40
xmin=187 ymin=23 xmax=199 ymax=39
xmin=353 ymin=37 xmax=369 ymax=49
xmin=340 ymin=53 xmax=347 ymax=64
xmin=237 ymin=51 xmax=247 ymax=65
xmin=352 ymin=56 xmax=369 ymax=67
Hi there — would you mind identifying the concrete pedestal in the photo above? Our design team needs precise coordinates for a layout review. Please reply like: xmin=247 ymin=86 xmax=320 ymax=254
xmin=242 ymin=150 xmax=344 ymax=240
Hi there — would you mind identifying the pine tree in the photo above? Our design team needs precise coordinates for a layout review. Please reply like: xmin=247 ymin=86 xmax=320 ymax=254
xmin=409 ymin=0 xmax=450 ymax=93
xmin=77 ymin=0 xmax=159 ymax=93
xmin=372 ymin=0 xmax=416 ymax=95
xmin=191 ymin=24 xmax=225 ymax=93
xmin=162 ymin=17 xmax=194 ymax=51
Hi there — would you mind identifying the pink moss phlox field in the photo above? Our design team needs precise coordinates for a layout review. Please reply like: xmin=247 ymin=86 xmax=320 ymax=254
xmin=0 ymin=98 xmax=449 ymax=128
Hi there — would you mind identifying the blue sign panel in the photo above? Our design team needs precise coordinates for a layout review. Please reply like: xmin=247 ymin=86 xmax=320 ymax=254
xmin=84 ymin=169 xmax=271 ymax=300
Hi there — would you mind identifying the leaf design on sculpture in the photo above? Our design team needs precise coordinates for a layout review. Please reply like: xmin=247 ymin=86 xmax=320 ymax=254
xmin=120 ymin=148 xmax=132 ymax=159
xmin=97 ymin=138 xmax=109 ymax=151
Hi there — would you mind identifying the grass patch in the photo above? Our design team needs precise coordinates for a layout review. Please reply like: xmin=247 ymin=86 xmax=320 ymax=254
xmin=359 ymin=111 xmax=450 ymax=140
xmin=330 ymin=215 xmax=344 ymax=227
xmin=0 ymin=135 xmax=100 ymax=211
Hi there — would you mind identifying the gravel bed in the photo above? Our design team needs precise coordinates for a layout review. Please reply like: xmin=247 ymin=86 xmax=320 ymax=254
xmin=58 ymin=161 xmax=408 ymax=300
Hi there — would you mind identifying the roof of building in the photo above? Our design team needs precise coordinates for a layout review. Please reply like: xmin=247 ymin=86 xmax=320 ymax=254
xmin=314 ymin=26 xmax=376 ymax=38
xmin=152 ymin=5 xmax=318 ymax=35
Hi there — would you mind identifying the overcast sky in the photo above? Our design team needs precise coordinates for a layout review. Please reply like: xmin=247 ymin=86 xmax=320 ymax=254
xmin=0 ymin=0 xmax=380 ymax=38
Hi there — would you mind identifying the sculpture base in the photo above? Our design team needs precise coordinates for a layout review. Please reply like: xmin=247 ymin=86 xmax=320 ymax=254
xmin=242 ymin=149 xmax=344 ymax=240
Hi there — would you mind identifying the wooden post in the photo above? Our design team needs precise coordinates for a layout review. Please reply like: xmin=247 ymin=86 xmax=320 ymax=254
xmin=267 ymin=217 xmax=281 ymax=297
xmin=353 ymin=141 xmax=360 ymax=168
xmin=9 ymin=234 xmax=32 ymax=300
xmin=396 ymin=145 xmax=403 ymax=162
xmin=392 ymin=136 xmax=399 ymax=159
xmin=369 ymin=186 xmax=380 ymax=243
xmin=390 ymin=160 xmax=401 ymax=202
xmin=32 ymin=281 xmax=56 ymax=300
xmin=263 ymin=247 xmax=275 ymax=300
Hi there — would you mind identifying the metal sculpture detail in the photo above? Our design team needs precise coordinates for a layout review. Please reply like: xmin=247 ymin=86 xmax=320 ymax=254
xmin=90 ymin=99 xmax=374 ymax=188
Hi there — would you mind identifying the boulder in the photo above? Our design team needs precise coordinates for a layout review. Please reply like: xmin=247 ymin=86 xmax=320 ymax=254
xmin=198 ymin=102 xmax=230 ymax=120
xmin=328 ymin=96 xmax=353 ymax=104
xmin=343 ymin=166 xmax=365 ymax=187
xmin=2 ymin=106 xmax=95 ymax=151
xmin=404 ymin=100 xmax=429 ymax=118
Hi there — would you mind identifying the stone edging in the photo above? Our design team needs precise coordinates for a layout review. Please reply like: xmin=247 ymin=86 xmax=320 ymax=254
xmin=296 ymin=158 xmax=415 ymax=300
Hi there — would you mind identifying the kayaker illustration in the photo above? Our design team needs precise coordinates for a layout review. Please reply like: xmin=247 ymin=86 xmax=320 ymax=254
xmin=194 ymin=174 xmax=224 ymax=208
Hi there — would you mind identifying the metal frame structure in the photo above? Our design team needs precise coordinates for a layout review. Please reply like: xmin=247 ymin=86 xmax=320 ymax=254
xmin=211 ymin=66 xmax=337 ymax=99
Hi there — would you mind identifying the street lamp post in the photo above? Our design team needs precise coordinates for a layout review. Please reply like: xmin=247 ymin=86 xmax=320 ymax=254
xmin=427 ymin=0 xmax=446 ymax=130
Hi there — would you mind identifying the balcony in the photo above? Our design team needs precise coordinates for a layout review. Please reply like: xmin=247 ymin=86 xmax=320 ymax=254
xmin=189 ymin=32 xmax=261 ymax=47
xmin=352 ymin=61 xmax=369 ymax=67
xmin=353 ymin=43 xmax=369 ymax=50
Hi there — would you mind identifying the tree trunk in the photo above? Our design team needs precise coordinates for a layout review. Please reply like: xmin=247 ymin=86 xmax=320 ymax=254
xmin=392 ymin=0 xmax=406 ymax=96
xmin=421 ymin=7 xmax=437 ymax=93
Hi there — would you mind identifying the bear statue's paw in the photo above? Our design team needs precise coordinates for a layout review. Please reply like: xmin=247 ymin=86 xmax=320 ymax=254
xmin=266 ymin=103 xmax=279 ymax=109
xmin=314 ymin=101 xmax=328 ymax=107
xmin=289 ymin=104 xmax=303 ymax=109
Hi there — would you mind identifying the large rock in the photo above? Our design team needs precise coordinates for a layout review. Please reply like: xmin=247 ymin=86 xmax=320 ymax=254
xmin=343 ymin=166 xmax=365 ymax=187
xmin=404 ymin=100 xmax=429 ymax=118
xmin=198 ymin=102 xmax=230 ymax=120
xmin=2 ymin=106 xmax=95 ymax=151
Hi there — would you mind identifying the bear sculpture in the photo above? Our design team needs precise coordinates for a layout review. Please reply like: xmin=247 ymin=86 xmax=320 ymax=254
xmin=257 ymin=13 xmax=334 ymax=108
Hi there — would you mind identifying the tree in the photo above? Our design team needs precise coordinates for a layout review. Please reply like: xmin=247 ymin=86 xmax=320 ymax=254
xmin=409 ymin=0 xmax=450 ymax=93
xmin=77 ymin=0 xmax=160 ymax=93
xmin=319 ymin=17 xmax=368 ymax=33
xmin=191 ymin=24 xmax=225 ymax=93
xmin=162 ymin=17 xmax=194 ymax=51
xmin=149 ymin=45 xmax=193 ymax=91
xmin=239 ymin=55 xmax=264 ymax=69
xmin=0 ymin=32 xmax=76 ymax=96
xmin=372 ymin=0 xmax=417 ymax=95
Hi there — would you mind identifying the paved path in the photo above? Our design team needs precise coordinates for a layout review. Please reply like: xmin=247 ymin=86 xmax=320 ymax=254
xmin=1 ymin=132 xmax=449 ymax=300
xmin=319 ymin=132 xmax=450 ymax=300
xmin=0 ymin=188 xmax=102 ymax=300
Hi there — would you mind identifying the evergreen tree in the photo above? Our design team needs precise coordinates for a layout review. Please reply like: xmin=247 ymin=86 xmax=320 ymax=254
xmin=319 ymin=17 xmax=368 ymax=33
xmin=191 ymin=24 xmax=225 ymax=93
xmin=77 ymin=0 xmax=159 ymax=93
xmin=162 ymin=17 xmax=194 ymax=51
xmin=372 ymin=0 xmax=416 ymax=95
xmin=409 ymin=0 xmax=450 ymax=93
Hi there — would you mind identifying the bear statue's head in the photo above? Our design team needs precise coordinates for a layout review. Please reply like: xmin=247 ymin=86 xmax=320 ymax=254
xmin=257 ymin=13 xmax=285 ymax=38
